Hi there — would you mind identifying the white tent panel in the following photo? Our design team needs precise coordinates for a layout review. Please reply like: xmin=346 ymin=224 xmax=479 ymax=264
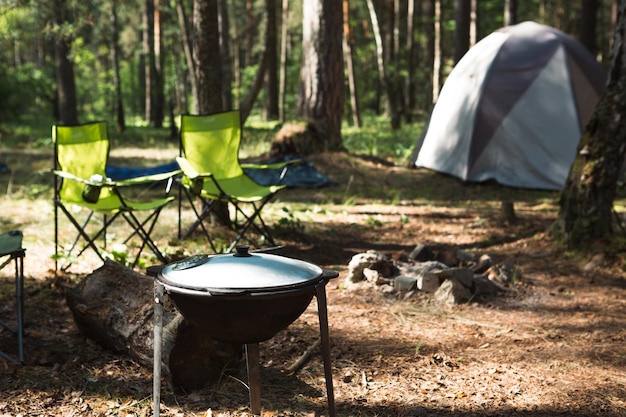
xmin=415 ymin=32 xmax=509 ymax=180
xmin=413 ymin=22 xmax=606 ymax=190
xmin=469 ymin=46 xmax=581 ymax=189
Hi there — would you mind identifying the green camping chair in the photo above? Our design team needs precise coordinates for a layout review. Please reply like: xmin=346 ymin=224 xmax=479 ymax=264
xmin=177 ymin=111 xmax=297 ymax=253
xmin=53 ymin=122 xmax=178 ymax=272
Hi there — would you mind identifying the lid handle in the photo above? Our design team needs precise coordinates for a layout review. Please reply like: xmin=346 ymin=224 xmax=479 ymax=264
xmin=233 ymin=245 xmax=252 ymax=257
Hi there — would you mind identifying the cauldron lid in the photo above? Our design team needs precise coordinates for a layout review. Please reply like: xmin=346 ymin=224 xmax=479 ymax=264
xmin=156 ymin=246 xmax=326 ymax=294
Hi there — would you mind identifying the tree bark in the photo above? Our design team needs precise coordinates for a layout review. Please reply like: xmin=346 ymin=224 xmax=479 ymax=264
xmin=110 ymin=0 xmax=126 ymax=132
xmin=580 ymin=0 xmax=600 ymax=55
xmin=432 ymin=0 xmax=442 ymax=103
xmin=192 ymin=0 xmax=229 ymax=224
xmin=279 ymin=0 xmax=289 ymax=122
xmin=297 ymin=0 xmax=344 ymax=152
xmin=53 ymin=0 xmax=78 ymax=125
xmin=153 ymin=0 xmax=165 ymax=128
xmin=65 ymin=261 xmax=242 ymax=392
xmin=454 ymin=0 xmax=470 ymax=64
xmin=343 ymin=0 xmax=361 ymax=128
xmin=504 ymin=0 xmax=517 ymax=26
xmin=556 ymin=0 xmax=626 ymax=248
xmin=176 ymin=0 xmax=198 ymax=112
xmin=193 ymin=0 xmax=223 ymax=114
xmin=264 ymin=0 xmax=279 ymax=121
xmin=143 ymin=0 xmax=156 ymax=124
xmin=404 ymin=0 xmax=416 ymax=124
xmin=218 ymin=0 xmax=233 ymax=111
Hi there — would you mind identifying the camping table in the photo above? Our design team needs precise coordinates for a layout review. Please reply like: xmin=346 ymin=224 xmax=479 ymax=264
xmin=0 ymin=230 xmax=25 ymax=363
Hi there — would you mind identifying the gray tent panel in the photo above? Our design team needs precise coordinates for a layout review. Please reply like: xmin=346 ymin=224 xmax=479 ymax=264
xmin=414 ymin=21 xmax=607 ymax=190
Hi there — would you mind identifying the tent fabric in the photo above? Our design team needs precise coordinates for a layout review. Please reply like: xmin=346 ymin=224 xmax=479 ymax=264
xmin=413 ymin=21 xmax=606 ymax=190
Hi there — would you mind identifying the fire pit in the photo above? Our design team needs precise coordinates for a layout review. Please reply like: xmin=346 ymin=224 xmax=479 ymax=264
xmin=150 ymin=246 xmax=338 ymax=416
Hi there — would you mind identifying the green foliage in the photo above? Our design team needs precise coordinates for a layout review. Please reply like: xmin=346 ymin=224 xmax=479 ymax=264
xmin=274 ymin=206 xmax=305 ymax=235
xmin=0 ymin=64 xmax=53 ymax=122
xmin=342 ymin=117 xmax=424 ymax=162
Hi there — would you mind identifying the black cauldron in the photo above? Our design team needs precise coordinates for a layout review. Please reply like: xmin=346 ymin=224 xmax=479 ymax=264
xmin=154 ymin=246 xmax=338 ymax=343
xmin=151 ymin=245 xmax=338 ymax=417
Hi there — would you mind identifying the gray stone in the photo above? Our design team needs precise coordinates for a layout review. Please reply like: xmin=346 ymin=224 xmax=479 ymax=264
xmin=473 ymin=254 xmax=493 ymax=273
xmin=346 ymin=250 xmax=387 ymax=283
xmin=434 ymin=279 xmax=473 ymax=305
xmin=473 ymin=276 xmax=501 ymax=301
xmin=435 ymin=267 xmax=475 ymax=290
xmin=394 ymin=275 xmax=417 ymax=291
xmin=417 ymin=272 xmax=441 ymax=293
xmin=409 ymin=244 xmax=434 ymax=261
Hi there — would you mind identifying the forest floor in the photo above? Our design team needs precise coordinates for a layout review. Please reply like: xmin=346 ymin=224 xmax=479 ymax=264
xmin=1 ymin=151 xmax=625 ymax=416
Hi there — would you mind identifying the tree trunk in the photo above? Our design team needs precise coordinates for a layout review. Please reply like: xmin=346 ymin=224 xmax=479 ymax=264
xmin=193 ymin=0 xmax=229 ymax=225
xmin=504 ymin=0 xmax=517 ymax=26
xmin=366 ymin=0 xmax=385 ymax=116
xmin=387 ymin=0 xmax=402 ymax=129
xmin=432 ymin=0 xmax=442 ymax=103
xmin=245 ymin=0 xmax=254 ymax=67
xmin=580 ymin=0 xmax=600 ymax=55
xmin=143 ymin=0 xmax=156 ymax=125
xmin=279 ymin=0 xmax=289 ymax=122
xmin=176 ymin=0 xmax=198 ymax=112
xmin=264 ymin=0 xmax=279 ymax=121
xmin=404 ymin=0 xmax=416 ymax=124
xmin=369 ymin=0 xmax=401 ymax=129
xmin=153 ymin=0 xmax=165 ymax=128
xmin=297 ymin=0 xmax=344 ymax=152
xmin=556 ymin=0 xmax=626 ymax=248
xmin=193 ymin=0 xmax=223 ymax=114
xmin=470 ymin=0 xmax=477 ymax=47
xmin=110 ymin=0 xmax=126 ymax=132
xmin=53 ymin=0 xmax=78 ymax=125
xmin=218 ymin=0 xmax=233 ymax=111
xmin=343 ymin=0 xmax=361 ymax=128
xmin=424 ymin=0 xmax=435 ymax=108
xmin=454 ymin=0 xmax=470 ymax=64
xmin=65 ymin=261 xmax=242 ymax=392
xmin=239 ymin=0 xmax=273 ymax=124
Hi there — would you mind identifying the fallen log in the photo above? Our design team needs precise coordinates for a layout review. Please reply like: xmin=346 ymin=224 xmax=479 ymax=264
xmin=65 ymin=260 xmax=242 ymax=392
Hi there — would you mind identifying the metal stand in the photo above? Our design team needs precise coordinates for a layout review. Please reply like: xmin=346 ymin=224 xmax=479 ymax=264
xmin=152 ymin=281 xmax=336 ymax=417
xmin=0 ymin=230 xmax=25 ymax=364
xmin=239 ymin=282 xmax=336 ymax=417
xmin=153 ymin=282 xmax=164 ymax=417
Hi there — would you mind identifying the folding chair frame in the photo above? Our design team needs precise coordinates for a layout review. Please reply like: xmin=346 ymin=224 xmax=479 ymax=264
xmin=0 ymin=231 xmax=25 ymax=363
xmin=53 ymin=122 xmax=176 ymax=273
xmin=177 ymin=178 xmax=278 ymax=253
xmin=176 ymin=111 xmax=295 ymax=253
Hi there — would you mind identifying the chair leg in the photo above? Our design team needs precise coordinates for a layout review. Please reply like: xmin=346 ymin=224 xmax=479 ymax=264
xmin=179 ymin=188 xmax=217 ymax=252
xmin=15 ymin=254 xmax=24 ymax=363
xmin=120 ymin=208 xmax=168 ymax=267
xmin=226 ymin=198 xmax=276 ymax=253
xmin=0 ymin=251 xmax=25 ymax=363
xmin=56 ymin=202 xmax=111 ymax=271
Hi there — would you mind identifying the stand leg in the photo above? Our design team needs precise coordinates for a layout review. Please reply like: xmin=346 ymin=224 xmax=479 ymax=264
xmin=245 ymin=343 xmax=261 ymax=415
xmin=153 ymin=282 xmax=164 ymax=417
xmin=315 ymin=283 xmax=336 ymax=417
xmin=16 ymin=255 xmax=24 ymax=363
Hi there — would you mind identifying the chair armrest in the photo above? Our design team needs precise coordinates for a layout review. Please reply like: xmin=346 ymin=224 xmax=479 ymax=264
xmin=115 ymin=169 xmax=182 ymax=187
xmin=53 ymin=170 xmax=113 ymax=186
xmin=240 ymin=158 xmax=302 ymax=170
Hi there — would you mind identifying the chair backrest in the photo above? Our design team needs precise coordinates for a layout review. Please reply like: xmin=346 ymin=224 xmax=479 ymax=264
xmin=180 ymin=111 xmax=244 ymax=179
xmin=53 ymin=122 xmax=113 ymax=204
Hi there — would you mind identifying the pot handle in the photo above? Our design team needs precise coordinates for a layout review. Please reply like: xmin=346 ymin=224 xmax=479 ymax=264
xmin=322 ymin=268 xmax=339 ymax=280
xmin=147 ymin=264 xmax=165 ymax=277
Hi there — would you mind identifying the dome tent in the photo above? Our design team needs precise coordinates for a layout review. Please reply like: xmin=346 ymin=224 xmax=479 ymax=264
xmin=412 ymin=21 xmax=606 ymax=190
